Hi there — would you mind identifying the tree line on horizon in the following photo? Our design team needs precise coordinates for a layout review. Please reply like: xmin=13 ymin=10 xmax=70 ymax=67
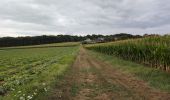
xmin=0 ymin=33 xmax=143 ymax=47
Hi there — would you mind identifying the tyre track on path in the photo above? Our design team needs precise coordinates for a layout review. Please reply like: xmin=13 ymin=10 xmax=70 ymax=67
xmin=48 ymin=47 xmax=170 ymax=100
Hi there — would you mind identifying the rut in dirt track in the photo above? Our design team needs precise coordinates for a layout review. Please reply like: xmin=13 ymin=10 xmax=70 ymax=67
xmin=48 ymin=48 xmax=170 ymax=100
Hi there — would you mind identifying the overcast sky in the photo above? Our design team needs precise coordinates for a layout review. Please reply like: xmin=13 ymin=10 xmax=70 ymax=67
xmin=0 ymin=0 xmax=170 ymax=37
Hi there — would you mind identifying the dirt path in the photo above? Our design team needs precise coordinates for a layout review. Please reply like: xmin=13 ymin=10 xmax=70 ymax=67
xmin=48 ymin=48 xmax=170 ymax=100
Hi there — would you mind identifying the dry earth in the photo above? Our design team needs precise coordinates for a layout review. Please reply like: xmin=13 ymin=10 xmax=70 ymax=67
xmin=47 ymin=47 xmax=170 ymax=100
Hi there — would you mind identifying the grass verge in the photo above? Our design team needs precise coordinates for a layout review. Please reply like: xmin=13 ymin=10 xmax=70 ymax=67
xmin=88 ymin=50 xmax=170 ymax=92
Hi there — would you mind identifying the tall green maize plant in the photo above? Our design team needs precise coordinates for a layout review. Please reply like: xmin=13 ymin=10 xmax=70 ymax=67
xmin=86 ymin=36 xmax=170 ymax=72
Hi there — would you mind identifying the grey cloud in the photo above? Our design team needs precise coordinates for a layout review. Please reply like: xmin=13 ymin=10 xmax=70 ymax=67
xmin=0 ymin=0 xmax=170 ymax=36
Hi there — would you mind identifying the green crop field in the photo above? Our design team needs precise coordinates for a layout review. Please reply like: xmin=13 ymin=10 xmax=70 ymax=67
xmin=85 ymin=36 xmax=170 ymax=72
xmin=0 ymin=42 xmax=79 ymax=50
xmin=1 ymin=36 xmax=170 ymax=99
xmin=0 ymin=43 xmax=79 ymax=100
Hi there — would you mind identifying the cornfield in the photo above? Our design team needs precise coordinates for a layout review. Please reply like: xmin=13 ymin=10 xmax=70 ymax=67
xmin=86 ymin=36 xmax=170 ymax=72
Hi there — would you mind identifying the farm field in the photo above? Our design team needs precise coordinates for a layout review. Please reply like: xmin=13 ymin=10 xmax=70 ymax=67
xmin=0 ymin=43 xmax=79 ymax=100
xmin=86 ymin=36 xmax=170 ymax=72
xmin=0 ymin=42 xmax=79 ymax=50
xmin=1 ymin=40 xmax=170 ymax=100
xmin=1 ymin=0 xmax=169 ymax=99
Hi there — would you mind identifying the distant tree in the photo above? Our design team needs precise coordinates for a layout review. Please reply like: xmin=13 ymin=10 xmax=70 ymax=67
xmin=0 ymin=33 xmax=142 ymax=47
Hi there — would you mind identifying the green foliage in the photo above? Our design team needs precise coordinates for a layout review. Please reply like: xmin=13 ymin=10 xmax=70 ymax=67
xmin=0 ymin=45 xmax=79 ymax=100
xmin=0 ymin=42 xmax=80 ymax=50
xmin=71 ymin=83 xmax=80 ymax=96
xmin=86 ymin=36 xmax=170 ymax=72
xmin=0 ymin=34 xmax=140 ymax=47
